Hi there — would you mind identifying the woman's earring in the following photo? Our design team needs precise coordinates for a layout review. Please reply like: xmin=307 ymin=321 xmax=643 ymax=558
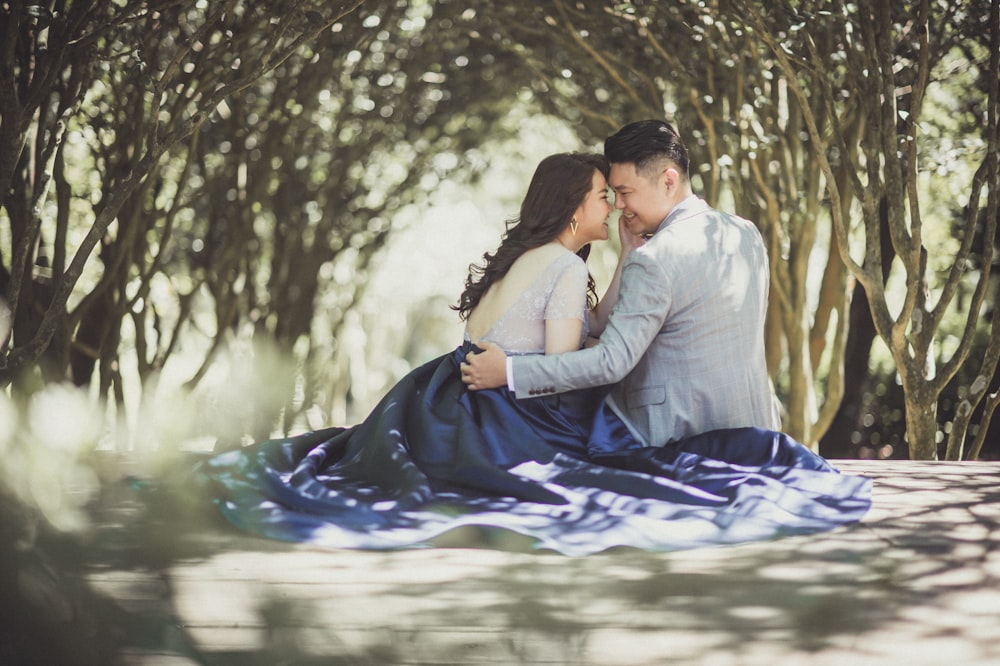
xmin=570 ymin=218 xmax=579 ymax=235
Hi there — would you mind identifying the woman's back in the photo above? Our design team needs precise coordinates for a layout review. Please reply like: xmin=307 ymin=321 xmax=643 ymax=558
xmin=465 ymin=244 xmax=588 ymax=355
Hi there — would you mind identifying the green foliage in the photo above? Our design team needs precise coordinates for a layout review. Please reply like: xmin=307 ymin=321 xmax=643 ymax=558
xmin=1 ymin=0 xmax=997 ymax=461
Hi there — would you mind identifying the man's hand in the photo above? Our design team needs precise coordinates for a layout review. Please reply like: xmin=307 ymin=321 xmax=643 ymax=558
xmin=461 ymin=341 xmax=508 ymax=391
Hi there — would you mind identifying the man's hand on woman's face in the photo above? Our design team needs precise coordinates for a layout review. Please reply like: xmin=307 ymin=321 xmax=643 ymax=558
xmin=461 ymin=341 xmax=507 ymax=391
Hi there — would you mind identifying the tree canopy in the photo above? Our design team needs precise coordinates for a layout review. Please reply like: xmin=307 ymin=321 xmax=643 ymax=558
xmin=2 ymin=0 xmax=997 ymax=460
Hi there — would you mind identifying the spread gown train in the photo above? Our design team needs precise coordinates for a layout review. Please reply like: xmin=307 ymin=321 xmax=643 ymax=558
xmin=199 ymin=343 xmax=873 ymax=556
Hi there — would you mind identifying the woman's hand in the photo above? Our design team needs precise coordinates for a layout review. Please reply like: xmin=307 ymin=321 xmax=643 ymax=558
xmin=618 ymin=215 xmax=645 ymax=256
xmin=589 ymin=216 xmax=645 ymax=336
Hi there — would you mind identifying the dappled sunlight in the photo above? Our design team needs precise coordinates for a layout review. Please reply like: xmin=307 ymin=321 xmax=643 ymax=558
xmin=68 ymin=460 xmax=1000 ymax=664
xmin=1 ymin=1 xmax=996 ymax=663
xmin=99 ymin=335 xmax=305 ymax=454
xmin=0 ymin=298 xmax=10 ymax=357
xmin=0 ymin=384 xmax=101 ymax=533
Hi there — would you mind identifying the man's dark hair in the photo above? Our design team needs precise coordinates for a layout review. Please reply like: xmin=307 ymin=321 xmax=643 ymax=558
xmin=604 ymin=120 xmax=689 ymax=180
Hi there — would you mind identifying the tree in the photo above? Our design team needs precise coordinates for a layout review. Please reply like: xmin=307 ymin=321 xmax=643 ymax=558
xmin=743 ymin=0 xmax=999 ymax=459
xmin=144 ymin=0 xmax=546 ymax=437
xmin=455 ymin=0 xmax=999 ymax=458
xmin=4 ymin=0 xmax=996 ymax=459
xmin=2 ymin=0 xmax=553 ymax=444
xmin=1 ymin=0 xmax=369 ymax=390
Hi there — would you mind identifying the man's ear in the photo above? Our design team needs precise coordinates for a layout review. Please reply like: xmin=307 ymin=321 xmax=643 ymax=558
xmin=662 ymin=166 xmax=679 ymax=194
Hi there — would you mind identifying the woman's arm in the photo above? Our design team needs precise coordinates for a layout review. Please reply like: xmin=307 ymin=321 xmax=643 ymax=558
xmin=544 ymin=256 xmax=589 ymax=354
xmin=545 ymin=318 xmax=585 ymax=354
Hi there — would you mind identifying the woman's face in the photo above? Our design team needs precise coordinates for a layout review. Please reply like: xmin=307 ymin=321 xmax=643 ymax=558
xmin=573 ymin=170 xmax=613 ymax=243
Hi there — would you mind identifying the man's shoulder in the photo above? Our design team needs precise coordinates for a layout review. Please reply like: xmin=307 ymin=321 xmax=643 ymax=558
xmin=698 ymin=207 xmax=764 ymax=246
xmin=698 ymin=203 xmax=753 ymax=226
xmin=629 ymin=228 xmax=699 ymax=282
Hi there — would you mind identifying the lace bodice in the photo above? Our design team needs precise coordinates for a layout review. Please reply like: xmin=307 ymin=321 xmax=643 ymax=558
xmin=465 ymin=251 xmax=590 ymax=355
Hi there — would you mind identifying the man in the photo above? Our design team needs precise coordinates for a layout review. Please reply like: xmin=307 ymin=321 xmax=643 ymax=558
xmin=461 ymin=120 xmax=779 ymax=447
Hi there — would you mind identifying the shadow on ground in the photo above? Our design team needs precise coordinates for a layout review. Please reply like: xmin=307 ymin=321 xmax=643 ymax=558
xmin=3 ymin=459 xmax=999 ymax=665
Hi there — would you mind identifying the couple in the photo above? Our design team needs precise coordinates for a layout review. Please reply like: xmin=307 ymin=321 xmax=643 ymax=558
xmin=201 ymin=121 xmax=871 ymax=556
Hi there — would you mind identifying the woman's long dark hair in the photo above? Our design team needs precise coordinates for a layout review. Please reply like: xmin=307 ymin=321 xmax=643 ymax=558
xmin=454 ymin=152 xmax=609 ymax=320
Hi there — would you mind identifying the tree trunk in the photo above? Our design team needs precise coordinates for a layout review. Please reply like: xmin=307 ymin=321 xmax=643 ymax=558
xmin=905 ymin=385 xmax=940 ymax=460
xmin=783 ymin=317 xmax=816 ymax=446
xmin=819 ymin=206 xmax=896 ymax=457
xmin=818 ymin=280 xmax=879 ymax=458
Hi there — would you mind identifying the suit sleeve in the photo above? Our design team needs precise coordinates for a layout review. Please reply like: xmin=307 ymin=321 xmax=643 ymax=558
xmin=511 ymin=251 xmax=672 ymax=397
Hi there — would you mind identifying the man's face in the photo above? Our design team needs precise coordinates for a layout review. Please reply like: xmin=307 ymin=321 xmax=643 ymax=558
xmin=609 ymin=162 xmax=673 ymax=236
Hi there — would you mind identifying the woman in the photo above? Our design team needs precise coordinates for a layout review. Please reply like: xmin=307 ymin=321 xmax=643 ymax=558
xmin=200 ymin=153 xmax=871 ymax=555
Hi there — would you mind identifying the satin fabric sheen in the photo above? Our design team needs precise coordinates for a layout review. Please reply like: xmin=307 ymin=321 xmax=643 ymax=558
xmin=199 ymin=344 xmax=872 ymax=556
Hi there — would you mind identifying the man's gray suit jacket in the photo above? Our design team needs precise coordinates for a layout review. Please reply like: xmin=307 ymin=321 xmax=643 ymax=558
xmin=511 ymin=196 xmax=779 ymax=447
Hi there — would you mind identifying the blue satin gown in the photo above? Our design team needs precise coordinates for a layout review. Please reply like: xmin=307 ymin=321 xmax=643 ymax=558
xmin=199 ymin=343 xmax=872 ymax=555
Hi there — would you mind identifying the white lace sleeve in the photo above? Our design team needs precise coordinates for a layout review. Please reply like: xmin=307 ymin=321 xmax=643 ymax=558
xmin=545 ymin=257 xmax=589 ymax=322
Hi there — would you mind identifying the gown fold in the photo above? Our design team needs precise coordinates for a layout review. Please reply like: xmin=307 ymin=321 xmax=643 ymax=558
xmin=200 ymin=344 xmax=872 ymax=556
